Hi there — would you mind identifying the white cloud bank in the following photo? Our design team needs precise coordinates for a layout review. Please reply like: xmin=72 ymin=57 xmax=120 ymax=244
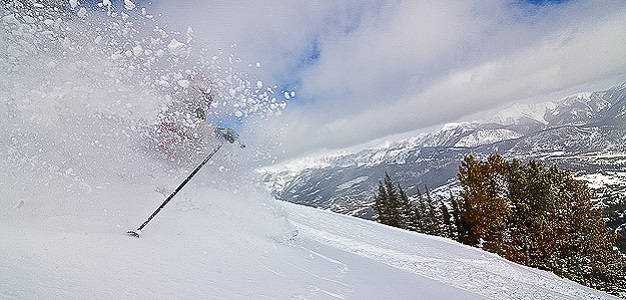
xmin=152 ymin=0 xmax=626 ymax=161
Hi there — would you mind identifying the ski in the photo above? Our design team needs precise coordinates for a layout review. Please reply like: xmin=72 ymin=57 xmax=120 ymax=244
xmin=126 ymin=230 xmax=140 ymax=238
xmin=127 ymin=143 xmax=223 ymax=238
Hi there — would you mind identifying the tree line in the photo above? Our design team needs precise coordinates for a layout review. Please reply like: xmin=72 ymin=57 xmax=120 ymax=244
xmin=373 ymin=154 xmax=626 ymax=297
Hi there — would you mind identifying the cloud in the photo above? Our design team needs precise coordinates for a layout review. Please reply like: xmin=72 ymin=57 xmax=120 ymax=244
xmin=151 ymin=0 xmax=626 ymax=162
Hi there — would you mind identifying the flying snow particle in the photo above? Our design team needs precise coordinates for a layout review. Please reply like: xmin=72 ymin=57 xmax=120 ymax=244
xmin=110 ymin=53 xmax=123 ymax=60
xmin=290 ymin=91 xmax=296 ymax=98
xmin=62 ymin=37 xmax=71 ymax=49
xmin=77 ymin=7 xmax=87 ymax=17
xmin=256 ymin=62 xmax=261 ymax=68
xmin=256 ymin=81 xmax=263 ymax=89
xmin=283 ymin=91 xmax=290 ymax=100
xmin=94 ymin=36 xmax=102 ymax=45
xmin=186 ymin=26 xmax=194 ymax=43
xmin=229 ymin=88 xmax=237 ymax=97
xmin=177 ymin=80 xmax=190 ymax=88
xmin=124 ymin=0 xmax=136 ymax=10
xmin=167 ymin=38 xmax=186 ymax=55
xmin=132 ymin=45 xmax=143 ymax=56
xmin=23 ymin=15 xmax=35 ymax=24
xmin=69 ymin=0 xmax=79 ymax=9
xmin=234 ymin=111 xmax=243 ymax=118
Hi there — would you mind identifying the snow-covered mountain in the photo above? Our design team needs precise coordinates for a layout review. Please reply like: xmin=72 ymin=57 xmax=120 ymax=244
xmin=262 ymin=83 xmax=626 ymax=217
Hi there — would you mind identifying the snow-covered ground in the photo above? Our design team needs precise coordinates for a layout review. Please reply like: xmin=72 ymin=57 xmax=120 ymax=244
xmin=0 ymin=183 xmax=617 ymax=299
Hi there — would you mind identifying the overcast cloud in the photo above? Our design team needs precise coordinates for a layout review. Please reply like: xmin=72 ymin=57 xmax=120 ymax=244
xmin=152 ymin=0 xmax=626 ymax=162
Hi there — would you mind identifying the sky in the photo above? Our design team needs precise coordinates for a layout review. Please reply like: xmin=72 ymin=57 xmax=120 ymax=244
xmin=145 ymin=0 xmax=626 ymax=162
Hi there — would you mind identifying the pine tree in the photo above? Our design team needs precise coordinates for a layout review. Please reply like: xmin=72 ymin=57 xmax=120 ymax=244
xmin=373 ymin=180 xmax=390 ymax=225
xmin=548 ymin=169 xmax=626 ymax=294
xmin=456 ymin=154 xmax=626 ymax=295
xmin=457 ymin=154 xmax=511 ymax=250
xmin=604 ymin=197 xmax=626 ymax=254
xmin=506 ymin=159 xmax=557 ymax=269
xmin=424 ymin=186 xmax=443 ymax=236
xmin=374 ymin=173 xmax=410 ymax=229
xmin=440 ymin=201 xmax=454 ymax=239
xmin=414 ymin=187 xmax=428 ymax=233
xmin=450 ymin=192 xmax=468 ymax=242
xmin=406 ymin=196 xmax=423 ymax=233
xmin=382 ymin=173 xmax=403 ymax=228
xmin=398 ymin=185 xmax=416 ymax=230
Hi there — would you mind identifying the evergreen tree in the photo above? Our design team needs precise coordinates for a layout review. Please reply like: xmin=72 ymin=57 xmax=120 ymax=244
xmin=398 ymin=185 xmax=416 ymax=230
xmin=374 ymin=173 xmax=408 ymax=229
xmin=450 ymin=192 xmax=468 ymax=242
xmin=604 ymin=197 xmax=626 ymax=254
xmin=414 ymin=187 xmax=428 ymax=233
xmin=506 ymin=159 xmax=557 ymax=269
xmin=424 ymin=186 xmax=443 ymax=236
xmin=407 ymin=196 xmax=424 ymax=233
xmin=374 ymin=173 xmax=445 ymax=234
xmin=373 ymin=180 xmax=390 ymax=225
xmin=382 ymin=173 xmax=403 ymax=228
xmin=457 ymin=154 xmax=511 ymax=250
xmin=548 ymin=169 xmax=626 ymax=294
xmin=440 ymin=201 xmax=454 ymax=239
xmin=456 ymin=154 xmax=626 ymax=295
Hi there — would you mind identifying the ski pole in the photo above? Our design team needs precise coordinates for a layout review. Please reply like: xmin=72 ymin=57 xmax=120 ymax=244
xmin=127 ymin=143 xmax=223 ymax=237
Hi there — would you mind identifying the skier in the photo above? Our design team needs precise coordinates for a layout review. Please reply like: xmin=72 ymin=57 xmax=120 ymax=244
xmin=128 ymin=79 xmax=245 ymax=237
xmin=151 ymin=77 xmax=244 ymax=165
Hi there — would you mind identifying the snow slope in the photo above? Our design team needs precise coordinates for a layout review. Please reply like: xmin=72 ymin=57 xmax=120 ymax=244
xmin=1 ymin=185 xmax=617 ymax=299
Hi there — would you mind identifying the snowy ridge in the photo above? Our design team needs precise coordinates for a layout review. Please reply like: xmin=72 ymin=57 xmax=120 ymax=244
xmin=454 ymin=128 xmax=522 ymax=148
xmin=545 ymin=91 xmax=612 ymax=125
xmin=267 ymin=83 xmax=623 ymax=179
xmin=261 ymin=120 xmax=525 ymax=200
xmin=482 ymin=102 xmax=550 ymax=126
xmin=262 ymin=83 xmax=626 ymax=218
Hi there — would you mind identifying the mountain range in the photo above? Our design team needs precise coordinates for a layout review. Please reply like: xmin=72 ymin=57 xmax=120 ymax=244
xmin=261 ymin=83 xmax=626 ymax=218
